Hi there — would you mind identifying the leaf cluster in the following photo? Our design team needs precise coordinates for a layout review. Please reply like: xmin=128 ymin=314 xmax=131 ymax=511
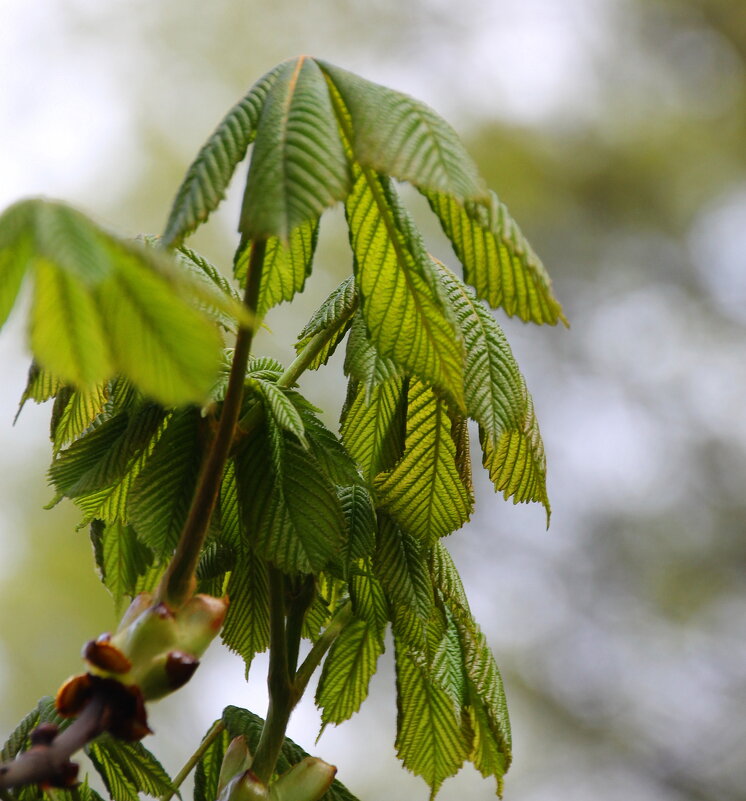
xmin=0 ymin=56 xmax=565 ymax=798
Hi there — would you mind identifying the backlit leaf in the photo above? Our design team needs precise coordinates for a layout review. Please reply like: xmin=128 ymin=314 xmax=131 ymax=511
xmin=162 ymin=63 xmax=285 ymax=247
xmin=375 ymin=380 xmax=472 ymax=545
xmin=426 ymin=190 xmax=566 ymax=325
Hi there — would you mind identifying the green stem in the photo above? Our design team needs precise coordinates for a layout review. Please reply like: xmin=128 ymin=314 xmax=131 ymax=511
xmin=251 ymin=567 xmax=293 ymax=784
xmin=293 ymin=600 xmax=353 ymax=699
xmin=157 ymin=238 xmax=267 ymax=607
xmin=160 ymin=720 xmax=225 ymax=801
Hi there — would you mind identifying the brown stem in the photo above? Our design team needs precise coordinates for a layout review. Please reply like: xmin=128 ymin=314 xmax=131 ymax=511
xmin=157 ymin=238 xmax=266 ymax=607
xmin=0 ymin=695 xmax=110 ymax=790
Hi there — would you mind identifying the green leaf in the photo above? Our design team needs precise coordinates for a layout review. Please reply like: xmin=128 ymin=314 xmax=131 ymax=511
xmin=294 ymin=275 xmax=358 ymax=371
xmin=435 ymin=262 xmax=550 ymax=518
xmin=96 ymin=248 xmax=224 ymax=406
xmin=340 ymin=376 xmax=407 ymax=483
xmin=316 ymin=616 xmax=385 ymax=727
xmin=235 ymin=218 xmax=318 ymax=315
xmin=221 ymin=548 xmax=271 ymax=674
xmin=348 ymin=558 xmax=389 ymax=633
xmin=338 ymin=484 xmax=377 ymax=570
xmin=234 ymin=419 xmax=346 ymax=574
xmin=425 ymin=190 xmax=566 ymax=325
xmin=127 ymin=407 xmax=203 ymax=556
xmin=251 ymin=378 xmax=307 ymax=446
xmin=194 ymin=725 xmax=231 ymax=801
xmin=375 ymin=380 xmax=473 ymax=545
xmin=1 ymin=701 xmax=42 ymax=762
xmin=222 ymin=706 xmax=362 ymax=801
xmin=0 ymin=201 xmax=33 ymax=329
xmin=91 ymin=519 xmax=154 ymax=608
xmin=240 ymin=57 xmax=351 ymax=240
xmin=87 ymin=735 xmax=174 ymax=801
xmin=373 ymin=514 xmax=434 ymax=621
xmin=17 ymin=362 xmax=62 ymax=412
xmin=343 ymin=167 xmax=465 ymax=409
xmin=1 ymin=199 xmax=225 ymax=405
xmin=162 ymin=63 xmax=285 ymax=247
xmin=50 ymin=383 xmax=109 ymax=453
xmin=343 ymin=312 xmax=400 ymax=393
xmin=394 ymin=634 xmax=468 ymax=797
xmin=319 ymin=61 xmax=487 ymax=202
xmin=30 ymin=257 xmax=111 ymax=388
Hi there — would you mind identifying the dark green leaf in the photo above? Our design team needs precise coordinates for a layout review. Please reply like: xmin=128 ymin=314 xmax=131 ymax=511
xmin=162 ymin=63 xmax=285 ymax=247
xmin=319 ymin=61 xmax=487 ymax=202
xmin=221 ymin=549 xmax=271 ymax=674
xmin=194 ymin=725 xmax=231 ymax=801
xmin=240 ymin=57 xmax=351 ymax=240
xmin=91 ymin=519 xmax=154 ymax=608
xmin=87 ymin=735 xmax=173 ymax=801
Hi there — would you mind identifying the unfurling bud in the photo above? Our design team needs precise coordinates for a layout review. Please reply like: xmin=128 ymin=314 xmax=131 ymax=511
xmin=56 ymin=592 xmax=228 ymax=738
xmin=218 ymin=771 xmax=269 ymax=801
xmin=217 ymin=737 xmax=253 ymax=797
xmin=268 ymin=757 xmax=336 ymax=801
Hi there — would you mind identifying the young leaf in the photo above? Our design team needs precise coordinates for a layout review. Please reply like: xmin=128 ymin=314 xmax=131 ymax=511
xmin=239 ymin=57 xmax=351 ymax=240
xmin=91 ymin=519 xmax=154 ymax=608
xmin=221 ymin=707 xmax=362 ymax=801
xmin=344 ymin=169 xmax=465 ymax=410
xmin=194 ymin=725 xmax=231 ymax=801
xmin=373 ymin=514 xmax=434 ymax=622
xmin=235 ymin=218 xmax=318 ymax=315
xmin=348 ymin=559 xmax=389 ymax=634
xmin=251 ymin=379 xmax=307 ymax=446
xmin=221 ymin=548 xmax=271 ymax=674
xmin=96 ymin=248 xmax=224 ymax=406
xmin=162 ymin=63 xmax=286 ymax=247
xmin=16 ymin=363 xmax=62 ymax=417
xmin=375 ymin=380 xmax=473 ymax=545
xmin=425 ymin=190 xmax=566 ymax=325
xmin=337 ymin=484 xmax=377 ymax=570
xmin=1 ymin=200 xmax=225 ymax=405
xmin=343 ymin=312 xmax=400 ymax=393
xmin=319 ymin=61 xmax=487 ymax=202
xmin=340 ymin=376 xmax=407 ymax=483
xmin=394 ymin=636 xmax=468 ymax=797
xmin=87 ymin=735 xmax=173 ymax=801
xmin=316 ymin=616 xmax=385 ymax=727
xmin=234 ymin=420 xmax=346 ymax=574
xmin=127 ymin=407 xmax=203 ymax=556
xmin=434 ymin=262 xmax=550 ymax=518
xmin=50 ymin=383 xmax=109 ymax=453
xmin=294 ymin=275 xmax=358 ymax=371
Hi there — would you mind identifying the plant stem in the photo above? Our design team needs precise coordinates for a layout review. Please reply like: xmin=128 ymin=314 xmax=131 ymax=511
xmin=159 ymin=719 xmax=225 ymax=801
xmin=157 ymin=238 xmax=267 ymax=607
xmin=251 ymin=567 xmax=293 ymax=785
xmin=293 ymin=600 xmax=353 ymax=699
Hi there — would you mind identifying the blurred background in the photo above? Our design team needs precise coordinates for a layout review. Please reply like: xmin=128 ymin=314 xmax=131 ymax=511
xmin=1 ymin=0 xmax=745 ymax=799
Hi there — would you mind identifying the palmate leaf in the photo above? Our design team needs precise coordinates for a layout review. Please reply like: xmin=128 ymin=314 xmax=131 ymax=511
xmin=343 ymin=166 xmax=465 ymax=411
xmin=337 ymin=484 xmax=377 ymax=571
xmin=0 ymin=199 xmax=225 ymax=405
xmin=235 ymin=218 xmax=318 ymax=315
xmin=295 ymin=275 xmax=358 ymax=371
xmin=425 ymin=190 xmax=566 ymax=325
xmin=394 ymin=636 xmax=468 ymax=798
xmin=250 ymin=378 xmax=307 ymax=446
xmin=221 ymin=706 xmax=362 ymax=801
xmin=87 ymin=735 xmax=173 ymax=801
xmin=316 ymin=616 xmax=385 ymax=728
xmin=434 ymin=262 xmax=550 ymax=518
xmin=375 ymin=380 xmax=473 ymax=545
xmin=221 ymin=548 xmax=271 ymax=674
xmin=239 ymin=57 xmax=351 ymax=240
xmin=162 ymin=63 xmax=285 ymax=247
xmin=319 ymin=61 xmax=487 ymax=203
xmin=349 ymin=558 xmax=389 ymax=633
xmin=127 ymin=407 xmax=203 ymax=556
xmin=340 ymin=375 xmax=407 ymax=483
